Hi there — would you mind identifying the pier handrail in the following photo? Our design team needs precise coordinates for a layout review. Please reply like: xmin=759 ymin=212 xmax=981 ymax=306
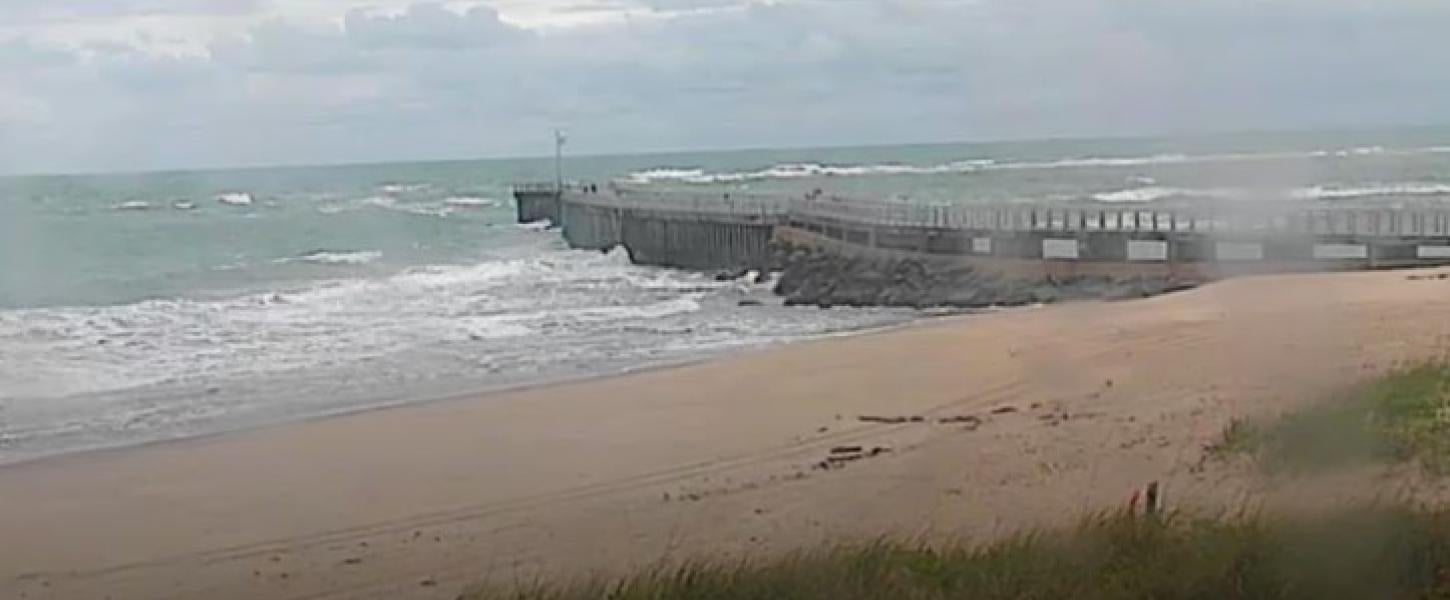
xmin=513 ymin=182 xmax=593 ymax=194
xmin=794 ymin=198 xmax=1450 ymax=238
xmin=517 ymin=181 xmax=1450 ymax=238
xmin=561 ymin=186 xmax=795 ymax=221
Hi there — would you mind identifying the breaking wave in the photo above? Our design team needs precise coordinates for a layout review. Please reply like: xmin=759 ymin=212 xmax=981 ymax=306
xmin=378 ymin=183 xmax=433 ymax=194
xmin=0 ymin=247 xmax=756 ymax=402
xmin=1092 ymin=187 xmax=1200 ymax=204
xmin=444 ymin=196 xmax=502 ymax=208
xmin=623 ymin=146 xmax=1450 ymax=185
xmin=625 ymin=161 xmax=997 ymax=184
xmin=1086 ymin=182 xmax=1450 ymax=204
xmin=317 ymin=194 xmax=475 ymax=217
xmin=1292 ymin=183 xmax=1450 ymax=201
xmin=217 ymin=192 xmax=253 ymax=206
xmin=282 ymin=250 xmax=384 ymax=266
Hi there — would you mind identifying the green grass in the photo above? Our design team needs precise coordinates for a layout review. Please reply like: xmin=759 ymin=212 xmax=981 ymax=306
xmin=464 ymin=507 xmax=1450 ymax=600
xmin=1209 ymin=363 xmax=1450 ymax=473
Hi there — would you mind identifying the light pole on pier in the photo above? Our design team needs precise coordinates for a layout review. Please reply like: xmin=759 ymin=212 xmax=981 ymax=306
xmin=554 ymin=129 xmax=567 ymax=194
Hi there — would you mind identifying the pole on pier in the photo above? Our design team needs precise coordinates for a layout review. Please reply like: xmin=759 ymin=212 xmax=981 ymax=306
xmin=554 ymin=129 xmax=568 ymax=194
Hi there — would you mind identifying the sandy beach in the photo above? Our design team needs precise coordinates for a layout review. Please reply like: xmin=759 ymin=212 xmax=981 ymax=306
xmin=7 ymin=267 xmax=1450 ymax=599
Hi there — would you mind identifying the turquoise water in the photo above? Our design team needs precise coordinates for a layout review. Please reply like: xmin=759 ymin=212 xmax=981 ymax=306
xmin=3 ymin=128 xmax=1450 ymax=463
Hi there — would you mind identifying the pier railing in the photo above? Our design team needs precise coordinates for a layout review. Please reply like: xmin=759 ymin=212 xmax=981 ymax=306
xmin=512 ymin=182 xmax=595 ymax=194
xmin=794 ymin=197 xmax=1450 ymax=238
xmin=565 ymin=186 xmax=795 ymax=222
xmin=517 ymin=182 xmax=1450 ymax=270
xmin=523 ymin=182 xmax=1450 ymax=239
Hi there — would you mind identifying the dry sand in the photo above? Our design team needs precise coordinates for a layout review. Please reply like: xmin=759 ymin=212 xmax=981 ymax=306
xmin=7 ymin=268 xmax=1450 ymax=599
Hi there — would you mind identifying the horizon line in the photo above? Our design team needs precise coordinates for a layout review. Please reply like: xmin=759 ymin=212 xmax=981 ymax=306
xmin=4 ymin=122 xmax=1449 ymax=180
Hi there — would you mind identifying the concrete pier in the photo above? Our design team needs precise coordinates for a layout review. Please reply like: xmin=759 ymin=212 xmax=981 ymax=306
xmin=523 ymin=187 xmax=788 ymax=270
xmin=514 ymin=184 xmax=1450 ymax=277
xmin=513 ymin=183 xmax=563 ymax=224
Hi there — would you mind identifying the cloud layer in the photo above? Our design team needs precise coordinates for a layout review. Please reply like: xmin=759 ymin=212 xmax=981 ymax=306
xmin=4 ymin=0 xmax=1450 ymax=174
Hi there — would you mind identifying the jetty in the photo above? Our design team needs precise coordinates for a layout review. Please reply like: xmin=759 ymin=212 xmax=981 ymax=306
xmin=515 ymin=183 xmax=1450 ymax=281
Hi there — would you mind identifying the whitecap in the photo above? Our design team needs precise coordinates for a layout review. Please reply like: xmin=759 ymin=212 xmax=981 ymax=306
xmin=317 ymin=195 xmax=459 ymax=218
xmin=113 ymin=201 xmax=151 ymax=211
xmin=444 ymin=196 xmax=501 ymax=208
xmin=173 ymin=201 xmax=197 ymax=211
xmin=379 ymin=183 xmax=432 ymax=194
xmin=623 ymin=161 xmax=995 ymax=185
xmin=1291 ymin=183 xmax=1450 ymax=201
xmin=1091 ymin=187 xmax=1194 ymax=204
xmin=620 ymin=146 xmax=1450 ymax=187
xmin=217 ymin=192 xmax=253 ymax=206
xmin=624 ymin=168 xmax=709 ymax=184
xmin=292 ymin=250 xmax=383 ymax=266
xmin=274 ymin=249 xmax=382 ymax=266
xmin=1332 ymin=146 xmax=1386 ymax=157
xmin=0 ymin=239 xmax=913 ymax=464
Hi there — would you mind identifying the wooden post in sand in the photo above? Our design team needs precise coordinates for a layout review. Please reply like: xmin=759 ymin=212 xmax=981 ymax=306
xmin=1145 ymin=481 xmax=1161 ymax=516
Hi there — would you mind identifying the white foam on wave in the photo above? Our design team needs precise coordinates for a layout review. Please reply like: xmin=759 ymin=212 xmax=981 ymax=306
xmin=217 ymin=192 xmax=253 ymax=206
xmin=623 ymin=161 xmax=997 ymax=184
xmin=1092 ymin=187 xmax=1198 ymax=204
xmin=0 ymin=236 xmax=923 ymax=464
xmin=291 ymin=250 xmax=384 ymax=266
xmin=317 ymin=195 xmax=458 ymax=218
xmin=379 ymin=183 xmax=432 ymax=194
xmin=113 ymin=201 xmax=151 ymax=211
xmin=0 ymin=246 xmax=727 ymax=401
xmin=444 ymin=196 xmax=501 ymax=208
xmin=1292 ymin=183 xmax=1450 ymax=201
xmin=1087 ymin=182 xmax=1450 ymax=204
xmin=1342 ymin=146 xmax=1386 ymax=157
xmin=622 ymin=146 xmax=1450 ymax=186
xmin=626 ymin=168 xmax=709 ymax=183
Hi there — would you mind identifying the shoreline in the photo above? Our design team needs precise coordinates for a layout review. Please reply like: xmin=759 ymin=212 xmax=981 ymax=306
xmin=0 ymin=304 xmax=966 ymax=472
xmin=7 ymin=267 xmax=1450 ymax=599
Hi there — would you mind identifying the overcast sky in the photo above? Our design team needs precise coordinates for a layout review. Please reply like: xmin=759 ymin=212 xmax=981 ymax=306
xmin=3 ymin=0 xmax=1450 ymax=174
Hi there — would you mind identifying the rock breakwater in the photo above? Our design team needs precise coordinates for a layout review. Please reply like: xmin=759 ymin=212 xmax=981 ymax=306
xmin=770 ymin=241 xmax=1196 ymax=309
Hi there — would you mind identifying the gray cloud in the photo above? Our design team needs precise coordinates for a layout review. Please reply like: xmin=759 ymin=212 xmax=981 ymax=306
xmin=0 ymin=0 xmax=260 ymax=21
xmin=4 ymin=0 xmax=1450 ymax=174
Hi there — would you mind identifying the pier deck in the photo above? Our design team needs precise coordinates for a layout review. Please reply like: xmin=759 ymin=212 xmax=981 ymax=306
xmin=514 ymin=184 xmax=1450 ymax=274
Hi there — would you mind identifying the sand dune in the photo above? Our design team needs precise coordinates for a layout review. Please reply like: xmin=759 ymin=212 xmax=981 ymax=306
xmin=6 ymin=268 xmax=1450 ymax=599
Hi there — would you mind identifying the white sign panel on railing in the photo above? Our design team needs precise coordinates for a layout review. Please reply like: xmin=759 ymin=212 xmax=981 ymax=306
xmin=1127 ymin=240 xmax=1169 ymax=262
xmin=972 ymin=237 xmax=992 ymax=254
xmin=1043 ymin=239 xmax=1079 ymax=260
xmin=1313 ymin=244 xmax=1368 ymax=260
xmin=1215 ymin=242 xmax=1264 ymax=261
xmin=1418 ymin=246 xmax=1450 ymax=259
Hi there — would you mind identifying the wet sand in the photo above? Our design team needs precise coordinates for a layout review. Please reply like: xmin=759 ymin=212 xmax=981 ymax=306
xmin=6 ymin=268 xmax=1450 ymax=599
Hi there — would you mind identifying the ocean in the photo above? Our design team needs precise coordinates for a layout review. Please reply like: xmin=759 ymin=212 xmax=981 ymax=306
xmin=3 ymin=127 xmax=1450 ymax=463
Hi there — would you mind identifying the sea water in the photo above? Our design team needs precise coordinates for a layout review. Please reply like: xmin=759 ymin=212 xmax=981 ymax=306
xmin=3 ymin=127 xmax=1450 ymax=463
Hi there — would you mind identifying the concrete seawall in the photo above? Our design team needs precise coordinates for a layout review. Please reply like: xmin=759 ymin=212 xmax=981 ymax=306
xmin=521 ymin=188 xmax=784 ymax=271
xmin=515 ymin=185 xmax=1450 ymax=279
xmin=514 ymin=187 xmax=562 ymax=225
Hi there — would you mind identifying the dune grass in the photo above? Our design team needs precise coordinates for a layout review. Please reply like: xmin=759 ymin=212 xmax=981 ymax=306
xmin=1209 ymin=363 xmax=1450 ymax=473
xmin=464 ymin=507 xmax=1450 ymax=600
